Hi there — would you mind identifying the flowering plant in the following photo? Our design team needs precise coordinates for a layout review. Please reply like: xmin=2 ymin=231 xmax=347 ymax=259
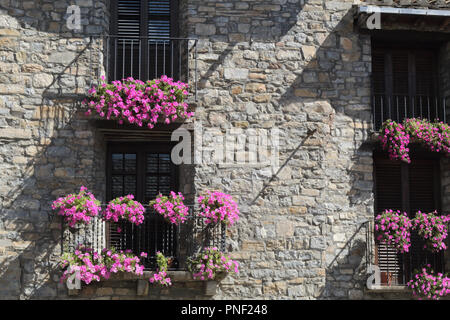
xmin=379 ymin=118 xmax=450 ymax=163
xmin=374 ymin=209 xmax=412 ymax=253
xmin=101 ymin=247 xmax=146 ymax=275
xmin=149 ymin=192 xmax=189 ymax=225
xmin=197 ymin=191 xmax=240 ymax=226
xmin=60 ymin=246 xmax=108 ymax=285
xmin=187 ymin=247 xmax=239 ymax=281
xmin=379 ymin=119 xmax=411 ymax=162
xmin=103 ymin=195 xmax=145 ymax=226
xmin=84 ymin=76 xmax=193 ymax=129
xmin=60 ymin=246 xmax=147 ymax=285
xmin=149 ymin=251 xmax=172 ymax=286
xmin=407 ymin=265 xmax=450 ymax=300
xmin=413 ymin=211 xmax=450 ymax=252
xmin=52 ymin=186 xmax=101 ymax=228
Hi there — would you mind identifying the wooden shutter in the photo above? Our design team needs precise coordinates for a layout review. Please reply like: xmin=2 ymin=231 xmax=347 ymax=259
xmin=374 ymin=157 xmax=404 ymax=285
xmin=407 ymin=158 xmax=443 ymax=279
xmin=116 ymin=0 xmax=141 ymax=38
xmin=371 ymin=47 xmax=439 ymax=129
xmin=148 ymin=0 xmax=171 ymax=40
xmin=109 ymin=0 xmax=179 ymax=81
xmin=374 ymin=155 xmax=444 ymax=285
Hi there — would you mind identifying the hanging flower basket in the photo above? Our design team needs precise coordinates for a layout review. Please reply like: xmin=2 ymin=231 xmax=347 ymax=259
xmin=52 ymin=186 xmax=101 ymax=228
xmin=407 ymin=265 xmax=450 ymax=300
xmin=413 ymin=211 xmax=450 ymax=252
xmin=103 ymin=195 xmax=145 ymax=227
xmin=187 ymin=247 xmax=239 ymax=281
xmin=83 ymin=75 xmax=194 ymax=129
xmin=149 ymin=192 xmax=189 ymax=225
xmin=197 ymin=190 xmax=240 ymax=226
xmin=374 ymin=209 xmax=412 ymax=253
xmin=379 ymin=118 xmax=450 ymax=163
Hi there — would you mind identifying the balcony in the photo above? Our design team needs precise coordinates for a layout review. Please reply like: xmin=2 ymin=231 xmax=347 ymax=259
xmin=60 ymin=205 xmax=226 ymax=270
xmin=372 ymin=94 xmax=449 ymax=131
xmin=102 ymin=35 xmax=198 ymax=99
xmin=364 ymin=220 xmax=445 ymax=287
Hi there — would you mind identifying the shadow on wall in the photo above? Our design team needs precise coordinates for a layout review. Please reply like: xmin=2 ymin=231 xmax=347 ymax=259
xmin=318 ymin=237 xmax=367 ymax=299
xmin=199 ymin=7 xmax=375 ymax=298
xmin=0 ymin=33 xmax=108 ymax=298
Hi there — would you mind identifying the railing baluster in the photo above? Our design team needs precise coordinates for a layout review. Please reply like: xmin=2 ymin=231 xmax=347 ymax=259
xmin=444 ymin=97 xmax=447 ymax=124
xmin=171 ymin=40 xmax=174 ymax=78
xmin=139 ymin=39 xmax=141 ymax=80
xmin=114 ymin=38 xmax=117 ymax=81
xmin=106 ymin=36 xmax=110 ymax=82
xmin=122 ymin=38 xmax=125 ymax=79
xmin=404 ymin=96 xmax=407 ymax=121
xmin=419 ymin=96 xmax=423 ymax=119
xmin=388 ymin=95 xmax=391 ymax=120
xmin=179 ymin=41 xmax=182 ymax=81
xmin=435 ymin=97 xmax=439 ymax=122
xmin=396 ymin=96 xmax=399 ymax=122
xmin=155 ymin=41 xmax=158 ymax=79
xmin=131 ymin=39 xmax=134 ymax=79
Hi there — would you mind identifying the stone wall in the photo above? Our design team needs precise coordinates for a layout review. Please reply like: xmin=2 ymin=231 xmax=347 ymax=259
xmin=0 ymin=0 xmax=449 ymax=300
xmin=187 ymin=0 xmax=375 ymax=299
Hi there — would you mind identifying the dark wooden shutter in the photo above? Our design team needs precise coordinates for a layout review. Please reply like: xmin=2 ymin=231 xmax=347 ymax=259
xmin=109 ymin=0 xmax=180 ymax=81
xmin=371 ymin=47 xmax=439 ymax=129
xmin=374 ymin=155 xmax=444 ymax=285
xmin=116 ymin=0 xmax=141 ymax=38
xmin=148 ymin=0 xmax=171 ymax=40
xmin=374 ymin=157 xmax=404 ymax=285
xmin=407 ymin=158 xmax=443 ymax=279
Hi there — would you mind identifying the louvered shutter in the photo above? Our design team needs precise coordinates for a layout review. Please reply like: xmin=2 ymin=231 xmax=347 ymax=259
xmin=374 ymin=156 xmax=444 ymax=285
xmin=148 ymin=0 xmax=171 ymax=40
xmin=109 ymin=0 xmax=179 ymax=81
xmin=371 ymin=48 xmax=439 ymax=129
xmin=117 ymin=0 xmax=141 ymax=39
xmin=407 ymin=159 xmax=444 ymax=279
xmin=374 ymin=157 xmax=404 ymax=285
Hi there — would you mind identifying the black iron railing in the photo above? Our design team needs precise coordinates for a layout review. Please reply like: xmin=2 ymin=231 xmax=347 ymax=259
xmin=364 ymin=219 xmax=445 ymax=286
xmin=61 ymin=205 xmax=226 ymax=270
xmin=372 ymin=94 xmax=449 ymax=131
xmin=104 ymin=35 xmax=198 ymax=99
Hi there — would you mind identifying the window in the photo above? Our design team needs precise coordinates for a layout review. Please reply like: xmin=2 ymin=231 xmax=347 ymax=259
xmin=371 ymin=44 xmax=444 ymax=129
xmin=108 ymin=0 xmax=184 ymax=81
xmin=374 ymin=151 xmax=444 ymax=285
xmin=106 ymin=142 xmax=179 ymax=269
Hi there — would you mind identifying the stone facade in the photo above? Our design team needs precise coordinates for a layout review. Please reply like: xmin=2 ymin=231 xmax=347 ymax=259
xmin=0 ymin=0 xmax=449 ymax=300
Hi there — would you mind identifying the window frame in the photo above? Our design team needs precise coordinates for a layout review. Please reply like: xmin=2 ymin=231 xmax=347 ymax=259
xmin=106 ymin=141 xmax=179 ymax=203
xmin=109 ymin=0 xmax=180 ymax=81
xmin=105 ymin=141 xmax=180 ymax=269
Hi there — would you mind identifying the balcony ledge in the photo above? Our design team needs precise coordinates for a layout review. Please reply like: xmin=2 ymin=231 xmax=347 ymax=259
xmin=365 ymin=285 xmax=410 ymax=293
xmin=68 ymin=271 xmax=224 ymax=297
